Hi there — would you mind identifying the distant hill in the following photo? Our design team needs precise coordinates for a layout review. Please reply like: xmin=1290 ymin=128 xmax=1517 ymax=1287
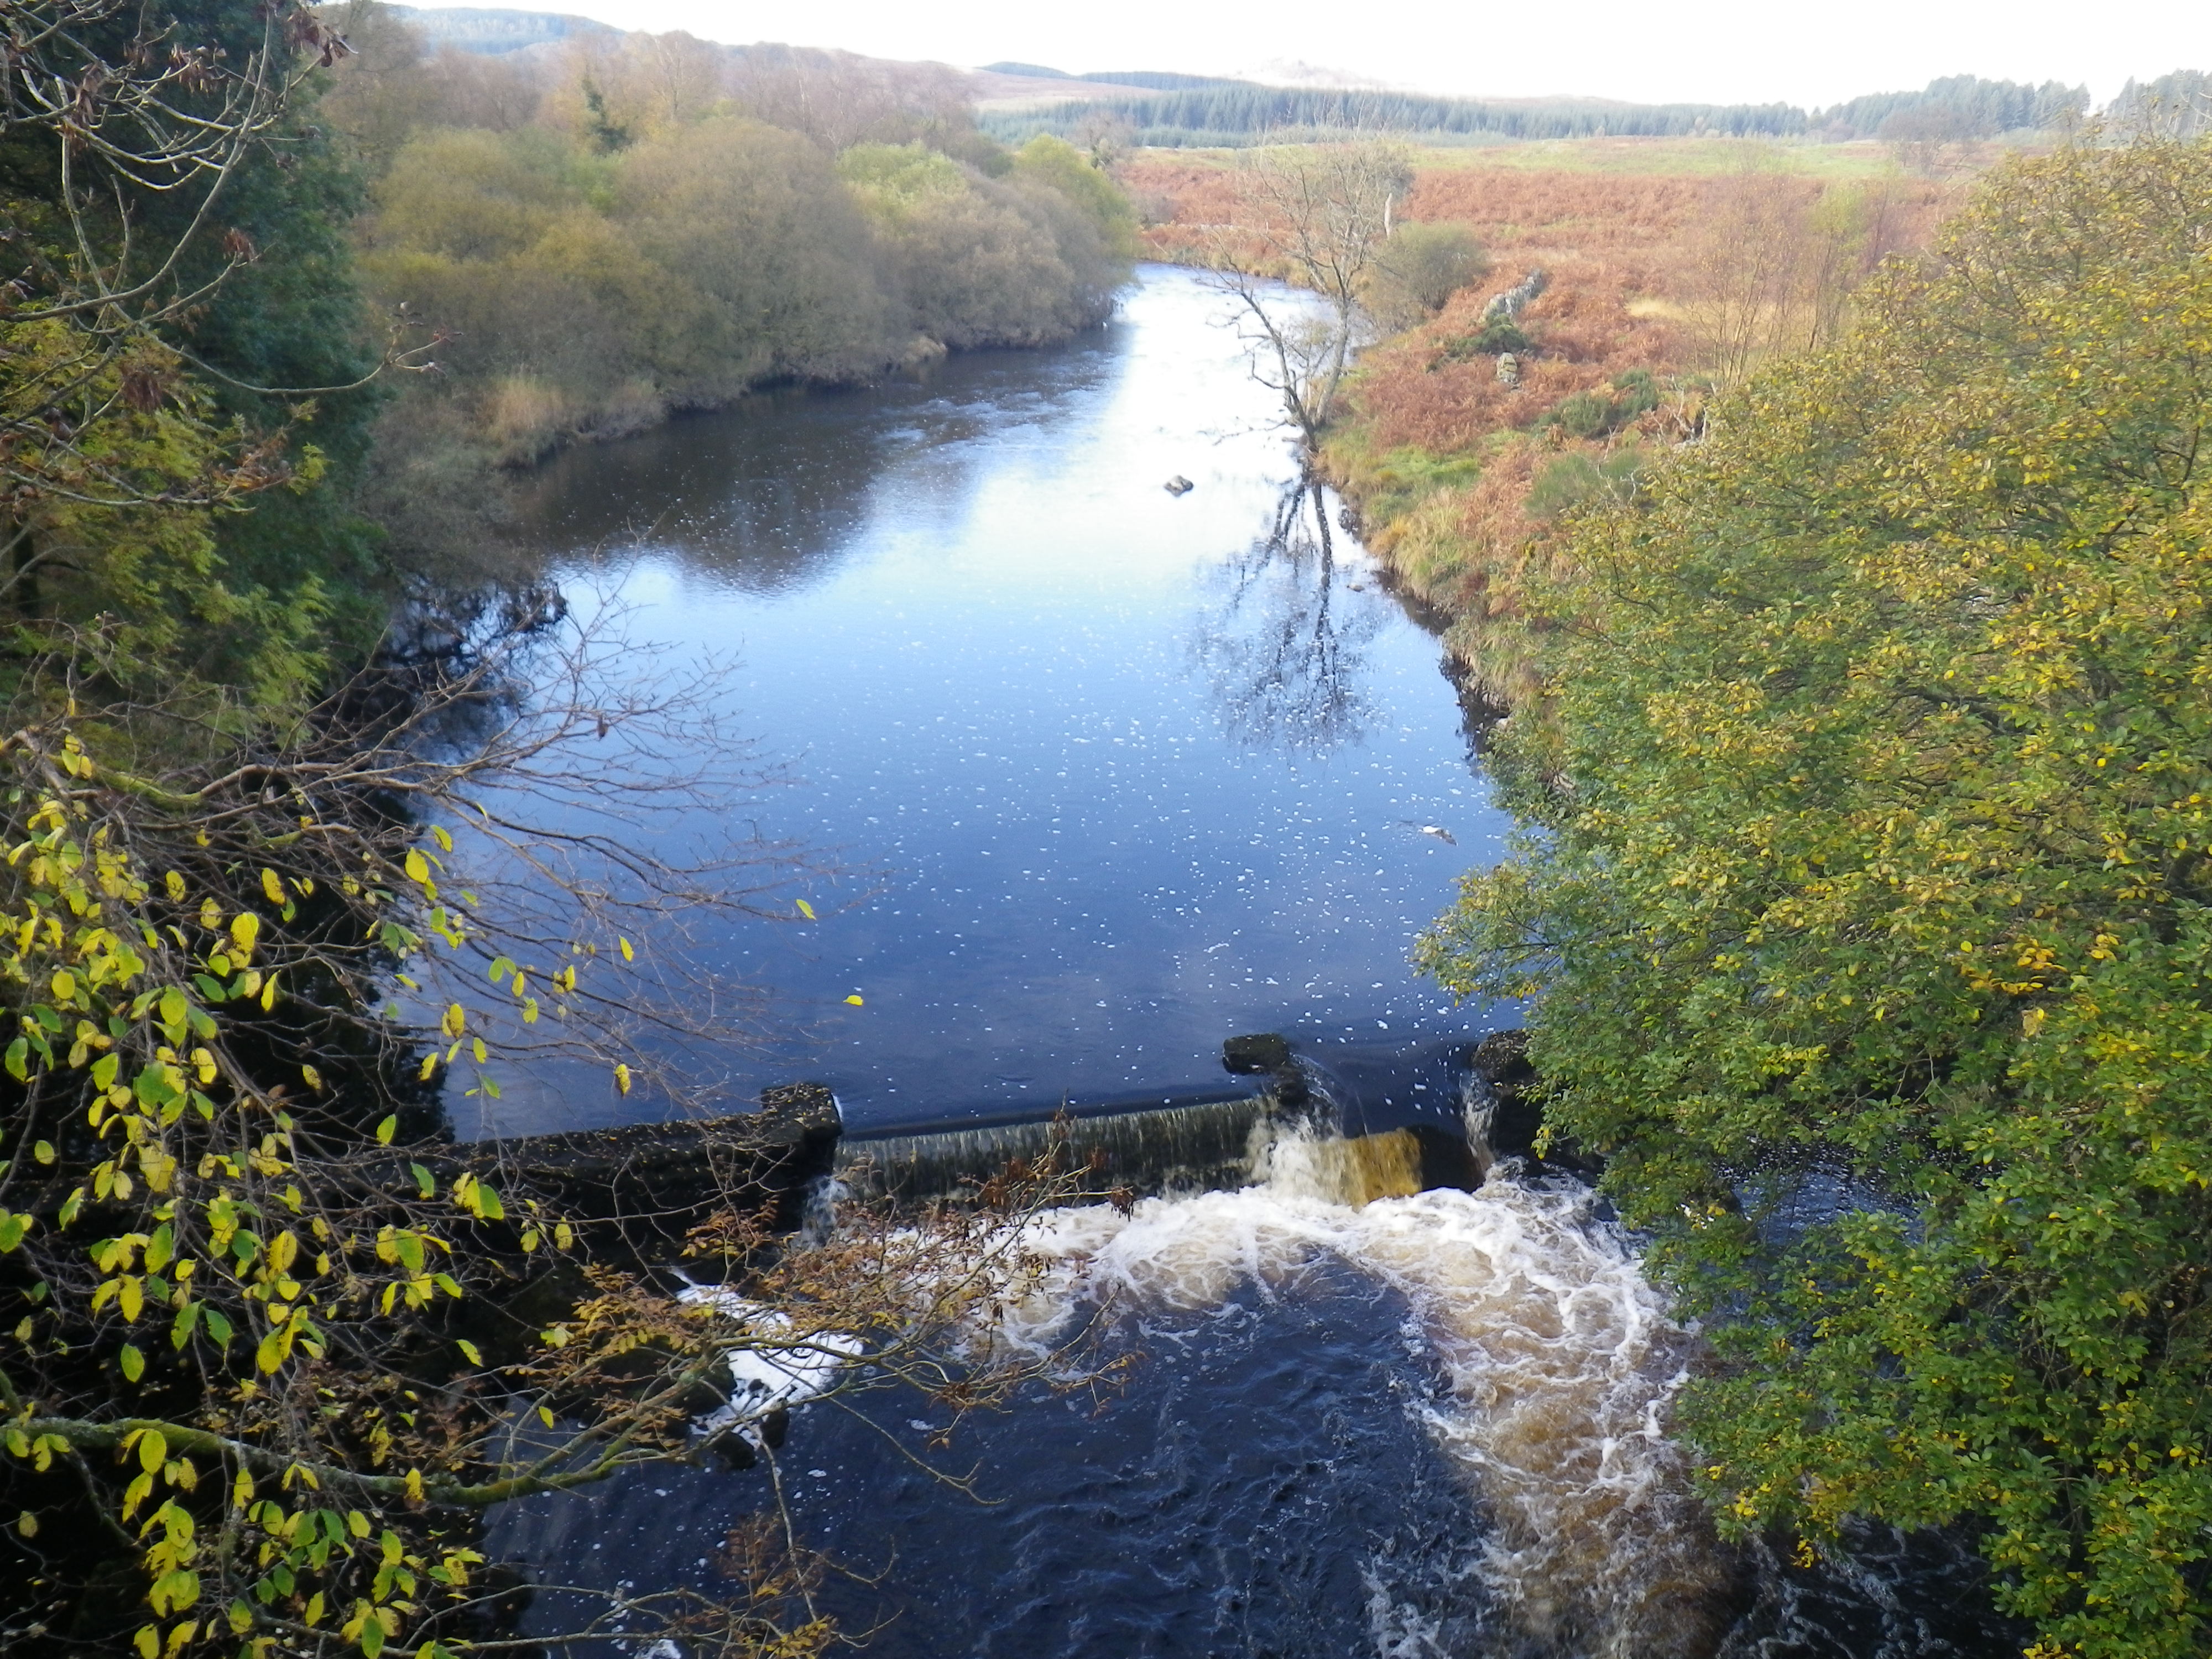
xmin=381 ymin=5 xmax=614 ymax=54
xmin=352 ymin=18 xmax=2126 ymax=148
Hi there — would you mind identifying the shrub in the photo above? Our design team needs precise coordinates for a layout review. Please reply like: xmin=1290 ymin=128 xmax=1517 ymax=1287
xmin=1526 ymin=446 xmax=1647 ymax=518
xmin=1364 ymin=220 xmax=1488 ymax=330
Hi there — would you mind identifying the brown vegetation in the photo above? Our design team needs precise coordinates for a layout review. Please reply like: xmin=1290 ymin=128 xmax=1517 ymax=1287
xmin=1123 ymin=148 xmax=1959 ymax=705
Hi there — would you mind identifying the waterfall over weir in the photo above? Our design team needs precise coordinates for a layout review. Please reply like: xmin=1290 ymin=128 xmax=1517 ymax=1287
xmin=493 ymin=1057 xmax=2011 ymax=1657
xmin=845 ymin=1040 xmax=1730 ymax=1650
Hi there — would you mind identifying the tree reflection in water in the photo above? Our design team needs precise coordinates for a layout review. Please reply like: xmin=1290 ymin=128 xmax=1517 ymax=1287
xmin=1193 ymin=479 xmax=1385 ymax=756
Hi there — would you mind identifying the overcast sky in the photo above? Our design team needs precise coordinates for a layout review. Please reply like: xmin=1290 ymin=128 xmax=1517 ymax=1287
xmin=540 ymin=0 xmax=2206 ymax=108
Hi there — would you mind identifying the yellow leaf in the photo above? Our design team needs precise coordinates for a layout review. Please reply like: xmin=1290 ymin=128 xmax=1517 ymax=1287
xmin=229 ymin=913 xmax=259 ymax=957
xmin=300 ymin=1065 xmax=323 ymax=1093
xmin=845 ymin=994 xmax=865 ymax=1007
xmin=260 ymin=868 xmax=284 ymax=905
xmin=457 ymin=1339 xmax=483 ymax=1367
xmin=618 ymin=936 xmax=634 ymax=962
xmin=432 ymin=825 xmax=453 ymax=853
xmin=613 ymin=1063 xmax=632 ymax=1096
xmin=2022 ymin=1008 xmax=2047 ymax=1037
xmin=417 ymin=1053 xmax=437 ymax=1082
xmin=404 ymin=850 xmax=430 ymax=884
xmin=795 ymin=899 xmax=816 ymax=921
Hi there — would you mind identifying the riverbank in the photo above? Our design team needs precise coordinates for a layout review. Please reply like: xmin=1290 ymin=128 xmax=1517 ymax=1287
xmin=1120 ymin=146 xmax=1960 ymax=708
xmin=319 ymin=7 xmax=1140 ymax=564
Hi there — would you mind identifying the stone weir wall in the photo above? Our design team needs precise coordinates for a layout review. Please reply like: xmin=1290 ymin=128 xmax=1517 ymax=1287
xmin=430 ymin=1083 xmax=843 ymax=1258
xmin=446 ymin=1031 xmax=1556 ymax=1253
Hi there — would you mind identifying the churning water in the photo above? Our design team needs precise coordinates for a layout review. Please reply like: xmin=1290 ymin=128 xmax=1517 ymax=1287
xmin=493 ymin=1131 xmax=2011 ymax=1657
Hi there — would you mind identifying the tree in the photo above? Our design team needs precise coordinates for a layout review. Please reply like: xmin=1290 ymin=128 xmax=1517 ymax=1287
xmin=1418 ymin=138 xmax=2212 ymax=1658
xmin=1 ymin=10 xmax=1098 ymax=1654
xmin=1360 ymin=220 xmax=1486 ymax=332
xmin=1674 ymin=155 xmax=1908 ymax=385
xmin=1 ymin=0 xmax=431 ymax=698
xmin=1201 ymin=140 xmax=1411 ymax=452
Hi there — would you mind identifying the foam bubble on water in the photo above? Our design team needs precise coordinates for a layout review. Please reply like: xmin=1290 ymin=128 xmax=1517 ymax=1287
xmin=1000 ymin=1135 xmax=1733 ymax=1655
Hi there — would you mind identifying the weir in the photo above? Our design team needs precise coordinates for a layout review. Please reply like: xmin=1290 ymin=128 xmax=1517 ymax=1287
xmin=837 ymin=1032 xmax=1507 ymax=1202
xmin=839 ymin=1092 xmax=1274 ymax=1201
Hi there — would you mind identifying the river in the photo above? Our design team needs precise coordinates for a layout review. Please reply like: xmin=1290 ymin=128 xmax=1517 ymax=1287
xmin=483 ymin=267 xmax=2012 ymax=1657
xmin=486 ymin=264 xmax=1506 ymax=1139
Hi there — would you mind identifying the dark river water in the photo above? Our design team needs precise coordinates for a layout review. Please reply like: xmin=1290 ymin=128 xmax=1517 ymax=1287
xmin=485 ymin=268 xmax=2013 ymax=1658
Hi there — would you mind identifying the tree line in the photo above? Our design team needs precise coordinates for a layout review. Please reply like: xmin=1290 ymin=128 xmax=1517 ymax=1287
xmin=320 ymin=4 xmax=1135 ymax=557
xmin=988 ymin=72 xmax=2110 ymax=148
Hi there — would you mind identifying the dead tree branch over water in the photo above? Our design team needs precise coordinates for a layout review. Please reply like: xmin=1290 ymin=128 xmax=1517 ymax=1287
xmin=1199 ymin=140 xmax=1411 ymax=452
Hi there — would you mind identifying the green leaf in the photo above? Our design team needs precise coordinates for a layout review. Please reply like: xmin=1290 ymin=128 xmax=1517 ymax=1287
xmin=119 ymin=1344 xmax=145 ymax=1384
xmin=3 ymin=1039 xmax=26 ymax=1082
xmin=375 ymin=1114 xmax=397 ymax=1145
xmin=457 ymin=1339 xmax=483 ymax=1367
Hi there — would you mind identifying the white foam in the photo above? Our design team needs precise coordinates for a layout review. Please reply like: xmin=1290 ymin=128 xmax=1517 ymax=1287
xmin=1000 ymin=1140 xmax=1730 ymax=1653
xmin=676 ymin=1283 xmax=864 ymax=1437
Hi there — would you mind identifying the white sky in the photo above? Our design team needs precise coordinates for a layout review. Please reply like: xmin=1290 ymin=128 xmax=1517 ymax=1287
xmin=540 ymin=0 xmax=2208 ymax=109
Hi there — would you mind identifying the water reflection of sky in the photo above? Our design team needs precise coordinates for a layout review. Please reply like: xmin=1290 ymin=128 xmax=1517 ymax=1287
xmin=488 ymin=264 xmax=1512 ymax=1135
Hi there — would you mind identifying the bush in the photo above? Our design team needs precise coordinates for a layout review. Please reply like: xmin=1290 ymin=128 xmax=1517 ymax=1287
xmin=1442 ymin=317 xmax=1530 ymax=359
xmin=838 ymin=140 xmax=1125 ymax=348
xmin=1538 ymin=369 xmax=1662 ymax=440
xmin=1526 ymin=446 xmax=1646 ymax=519
xmin=1364 ymin=220 xmax=1488 ymax=330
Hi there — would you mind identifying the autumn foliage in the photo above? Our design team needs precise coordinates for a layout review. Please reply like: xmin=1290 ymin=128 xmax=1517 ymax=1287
xmin=1420 ymin=137 xmax=2212 ymax=1658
